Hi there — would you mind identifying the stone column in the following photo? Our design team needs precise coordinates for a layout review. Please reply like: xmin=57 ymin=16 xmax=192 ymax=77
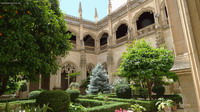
xmin=107 ymin=48 xmax=114 ymax=84
xmin=132 ymin=21 xmax=138 ymax=38
xmin=154 ymin=0 xmax=165 ymax=48
xmin=95 ymin=39 xmax=100 ymax=52
xmin=165 ymin=0 xmax=188 ymax=56
xmin=175 ymin=0 xmax=200 ymax=111
xmin=52 ymin=57 xmax=62 ymax=89
xmin=80 ymin=51 xmax=87 ymax=80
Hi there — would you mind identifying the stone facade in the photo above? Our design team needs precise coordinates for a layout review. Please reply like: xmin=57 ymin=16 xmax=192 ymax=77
xmin=28 ymin=0 xmax=200 ymax=111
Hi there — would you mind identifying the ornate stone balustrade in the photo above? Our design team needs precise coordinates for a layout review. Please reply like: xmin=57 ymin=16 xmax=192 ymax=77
xmin=137 ymin=24 xmax=156 ymax=36
xmin=116 ymin=35 xmax=128 ymax=44
xmin=85 ymin=46 xmax=95 ymax=51
xmin=100 ymin=44 xmax=107 ymax=51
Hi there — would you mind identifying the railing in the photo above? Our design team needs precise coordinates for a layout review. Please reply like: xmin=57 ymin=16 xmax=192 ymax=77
xmin=85 ymin=46 xmax=95 ymax=51
xmin=100 ymin=44 xmax=107 ymax=51
xmin=116 ymin=35 xmax=128 ymax=44
xmin=137 ymin=24 xmax=156 ymax=36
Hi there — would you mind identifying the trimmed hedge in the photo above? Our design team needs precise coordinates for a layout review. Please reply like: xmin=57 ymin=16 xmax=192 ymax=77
xmin=36 ymin=90 xmax=70 ymax=112
xmin=79 ymin=95 xmax=98 ymax=99
xmin=28 ymin=90 xmax=42 ymax=99
xmin=0 ymin=100 xmax=35 ymax=111
xmin=77 ymin=99 xmax=104 ymax=107
xmin=94 ymin=97 xmax=157 ymax=112
xmin=66 ymin=89 xmax=80 ymax=102
xmin=86 ymin=102 xmax=130 ymax=112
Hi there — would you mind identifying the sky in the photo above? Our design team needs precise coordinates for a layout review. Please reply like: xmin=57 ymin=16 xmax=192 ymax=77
xmin=60 ymin=0 xmax=127 ymax=21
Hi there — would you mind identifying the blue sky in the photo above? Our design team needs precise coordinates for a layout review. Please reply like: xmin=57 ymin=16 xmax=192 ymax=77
xmin=59 ymin=0 xmax=127 ymax=21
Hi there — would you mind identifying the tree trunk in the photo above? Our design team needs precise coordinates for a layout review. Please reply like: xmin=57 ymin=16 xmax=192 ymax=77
xmin=0 ymin=75 xmax=9 ymax=96
xmin=147 ymin=80 xmax=153 ymax=100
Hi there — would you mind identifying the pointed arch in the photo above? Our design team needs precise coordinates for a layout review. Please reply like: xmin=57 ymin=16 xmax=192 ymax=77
xmin=133 ymin=7 xmax=155 ymax=22
xmin=86 ymin=63 xmax=95 ymax=77
xmin=114 ymin=20 xmax=129 ymax=32
xmin=61 ymin=62 xmax=78 ymax=90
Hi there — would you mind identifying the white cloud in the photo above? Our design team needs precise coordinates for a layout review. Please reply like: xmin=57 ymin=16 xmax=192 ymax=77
xmin=111 ymin=0 xmax=127 ymax=11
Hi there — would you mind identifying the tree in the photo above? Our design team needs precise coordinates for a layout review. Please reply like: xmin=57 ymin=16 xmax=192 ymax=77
xmin=86 ymin=64 xmax=111 ymax=94
xmin=0 ymin=0 xmax=72 ymax=95
xmin=118 ymin=39 xmax=178 ymax=100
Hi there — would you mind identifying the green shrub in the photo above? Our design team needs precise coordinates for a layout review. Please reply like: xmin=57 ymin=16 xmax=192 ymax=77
xmin=86 ymin=102 xmax=130 ymax=112
xmin=94 ymin=97 xmax=157 ymax=112
xmin=152 ymin=85 xmax=165 ymax=96
xmin=116 ymin=84 xmax=132 ymax=99
xmin=77 ymin=99 xmax=104 ymax=107
xmin=79 ymin=95 xmax=98 ymax=99
xmin=66 ymin=89 xmax=80 ymax=102
xmin=68 ymin=103 xmax=86 ymax=112
xmin=28 ymin=91 xmax=42 ymax=99
xmin=36 ymin=90 xmax=70 ymax=112
xmin=137 ymin=88 xmax=148 ymax=99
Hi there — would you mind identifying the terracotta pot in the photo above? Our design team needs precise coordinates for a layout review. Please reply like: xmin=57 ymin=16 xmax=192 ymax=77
xmin=171 ymin=105 xmax=177 ymax=111
xmin=163 ymin=106 xmax=171 ymax=112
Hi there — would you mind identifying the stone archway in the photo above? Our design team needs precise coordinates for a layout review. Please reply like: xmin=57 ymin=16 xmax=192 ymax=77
xmin=61 ymin=62 xmax=77 ymax=90
xmin=86 ymin=63 xmax=95 ymax=78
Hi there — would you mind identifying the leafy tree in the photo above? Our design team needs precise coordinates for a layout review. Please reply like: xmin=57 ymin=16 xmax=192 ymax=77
xmin=86 ymin=64 xmax=111 ymax=94
xmin=118 ymin=39 xmax=178 ymax=100
xmin=0 ymin=0 xmax=72 ymax=95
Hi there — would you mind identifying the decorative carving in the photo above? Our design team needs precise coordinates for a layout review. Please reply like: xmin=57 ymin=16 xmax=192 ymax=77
xmin=155 ymin=30 xmax=165 ymax=48
xmin=80 ymin=51 xmax=87 ymax=67
xmin=61 ymin=62 xmax=77 ymax=74
xmin=86 ymin=64 xmax=95 ymax=74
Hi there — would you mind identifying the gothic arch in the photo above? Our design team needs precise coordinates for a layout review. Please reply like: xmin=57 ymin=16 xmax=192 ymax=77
xmin=160 ymin=1 xmax=166 ymax=10
xmin=67 ymin=28 xmax=79 ymax=37
xmin=61 ymin=62 xmax=78 ymax=90
xmin=98 ymin=30 xmax=109 ymax=39
xmin=83 ymin=32 xmax=96 ymax=40
xmin=61 ymin=62 xmax=77 ymax=74
xmin=114 ymin=20 xmax=129 ymax=32
xmin=102 ymin=62 xmax=107 ymax=71
xmin=86 ymin=63 xmax=95 ymax=77
xmin=133 ymin=7 xmax=155 ymax=22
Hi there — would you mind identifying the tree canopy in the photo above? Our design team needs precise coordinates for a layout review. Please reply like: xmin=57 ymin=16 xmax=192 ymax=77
xmin=118 ymin=39 xmax=178 ymax=99
xmin=0 ymin=0 xmax=71 ymax=95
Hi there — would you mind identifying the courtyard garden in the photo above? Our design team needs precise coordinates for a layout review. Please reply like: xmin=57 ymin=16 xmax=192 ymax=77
xmin=0 ymin=0 xmax=183 ymax=111
xmin=0 ymin=40 xmax=183 ymax=112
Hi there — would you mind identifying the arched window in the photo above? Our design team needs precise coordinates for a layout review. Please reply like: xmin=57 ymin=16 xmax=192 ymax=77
xmin=84 ymin=35 xmax=95 ymax=51
xmin=136 ymin=12 xmax=155 ymax=30
xmin=116 ymin=24 xmax=128 ymax=39
xmin=86 ymin=64 xmax=95 ymax=78
xmin=164 ymin=7 xmax=168 ymax=18
xmin=61 ymin=62 xmax=77 ymax=90
xmin=66 ymin=31 xmax=76 ymax=44
xmin=102 ymin=63 xmax=107 ymax=72
xmin=100 ymin=33 xmax=108 ymax=50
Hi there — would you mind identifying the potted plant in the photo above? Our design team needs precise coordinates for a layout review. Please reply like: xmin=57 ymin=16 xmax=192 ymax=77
xmin=129 ymin=104 xmax=146 ymax=112
xmin=171 ymin=101 xmax=177 ymax=111
xmin=156 ymin=98 xmax=173 ymax=112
